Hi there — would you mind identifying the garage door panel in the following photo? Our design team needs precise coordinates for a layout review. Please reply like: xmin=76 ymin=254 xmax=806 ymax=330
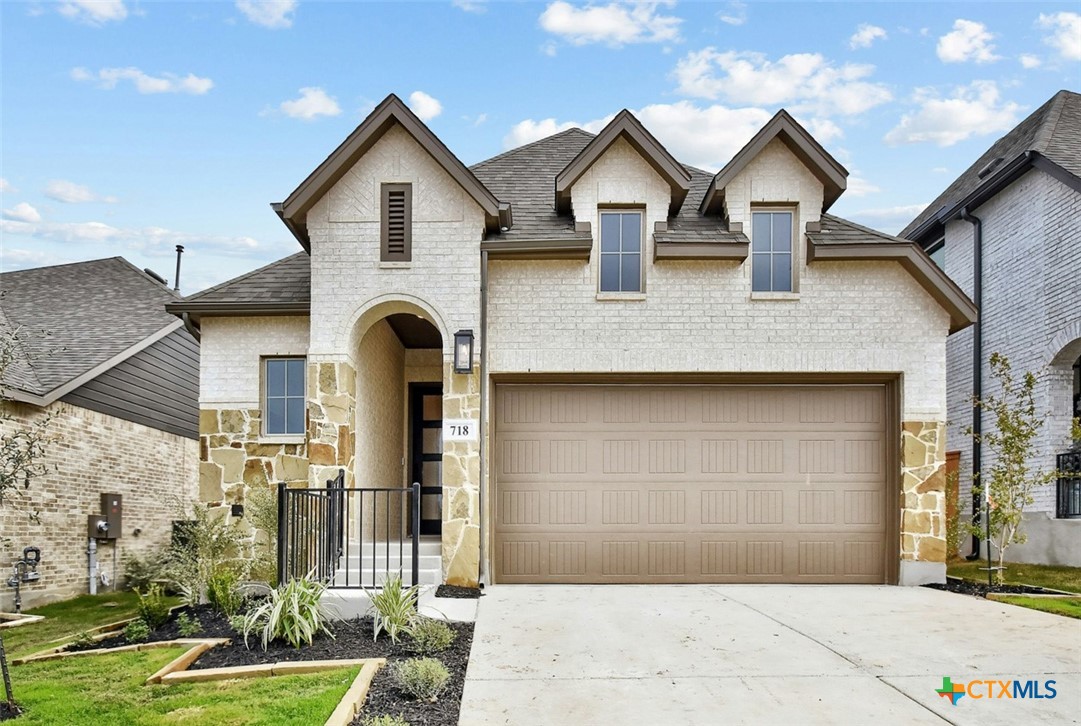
xmin=494 ymin=384 xmax=889 ymax=584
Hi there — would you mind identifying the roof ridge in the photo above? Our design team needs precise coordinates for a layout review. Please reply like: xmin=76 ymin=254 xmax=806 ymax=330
xmin=181 ymin=251 xmax=308 ymax=302
xmin=1033 ymin=90 xmax=1069 ymax=154
xmin=0 ymin=255 xmax=125 ymax=278
xmin=470 ymin=128 xmax=596 ymax=170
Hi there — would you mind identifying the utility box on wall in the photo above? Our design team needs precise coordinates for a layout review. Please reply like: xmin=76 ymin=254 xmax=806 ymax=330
xmin=101 ymin=493 xmax=122 ymax=535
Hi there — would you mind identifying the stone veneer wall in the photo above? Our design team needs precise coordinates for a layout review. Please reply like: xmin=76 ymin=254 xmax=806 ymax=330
xmin=900 ymin=420 xmax=947 ymax=580
xmin=1 ymin=400 xmax=198 ymax=609
xmin=443 ymin=361 xmax=480 ymax=586
xmin=199 ymin=408 xmax=309 ymax=505
xmin=306 ymin=360 xmax=356 ymax=489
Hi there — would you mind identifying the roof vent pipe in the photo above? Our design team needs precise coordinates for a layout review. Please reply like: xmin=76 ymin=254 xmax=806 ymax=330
xmin=173 ymin=245 xmax=184 ymax=293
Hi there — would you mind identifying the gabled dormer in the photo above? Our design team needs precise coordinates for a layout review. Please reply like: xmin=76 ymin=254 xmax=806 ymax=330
xmin=272 ymin=94 xmax=510 ymax=251
xmin=698 ymin=109 xmax=848 ymax=219
xmin=555 ymin=109 xmax=692 ymax=218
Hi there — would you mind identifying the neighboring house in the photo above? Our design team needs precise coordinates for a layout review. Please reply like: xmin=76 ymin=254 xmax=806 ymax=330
xmin=0 ymin=258 xmax=199 ymax=608
xmin=169 ymin=94 xmax=975 ymax=589
xmin=902 ymin=89 xmax=1081 ymax=566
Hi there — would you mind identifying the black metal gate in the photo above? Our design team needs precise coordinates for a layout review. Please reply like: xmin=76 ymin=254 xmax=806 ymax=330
xmin=277 ymin=470 xmax=422 ymax=588
xmin=1057 ymin=451 xmax=1081 ymax=519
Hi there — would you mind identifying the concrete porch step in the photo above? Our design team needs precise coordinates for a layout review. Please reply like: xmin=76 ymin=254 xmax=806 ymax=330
xmin=330 ymin=568 xmax=442 ymax=587
xmin=348 ymin=539 xmax=441 ymax=557
xmin=342 ymin=554 xmax=442 ymax=570
xmin=322 ymin=585 xmax=478 ymax=622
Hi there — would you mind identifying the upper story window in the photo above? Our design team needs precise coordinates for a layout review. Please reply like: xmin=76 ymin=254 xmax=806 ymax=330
xmin=599 ymin=211 xmax=642 ymax=293
xmin=927 ymin=238 xmax=945 ymax=270
xmin=751 ymin=211 xmax=793 ymax=292
xmin=264 ymin=358 xmax=305 ymax=436
xmin=381 ymin=183 xmax=412 ymax=262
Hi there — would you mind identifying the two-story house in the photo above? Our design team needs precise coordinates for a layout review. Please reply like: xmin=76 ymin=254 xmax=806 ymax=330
xmin=902 ymin=89 xmax=1081 ymax=567
xmin=169 ymin=94 xmax=975 ymax=589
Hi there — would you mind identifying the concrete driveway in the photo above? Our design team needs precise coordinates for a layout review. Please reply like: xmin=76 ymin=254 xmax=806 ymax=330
xmin=459 ymin=585 xmax=1080 ymax=725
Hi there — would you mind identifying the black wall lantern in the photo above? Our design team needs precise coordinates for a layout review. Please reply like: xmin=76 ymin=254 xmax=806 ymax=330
xmin=453 ymin=329 xmax=474 ymax=374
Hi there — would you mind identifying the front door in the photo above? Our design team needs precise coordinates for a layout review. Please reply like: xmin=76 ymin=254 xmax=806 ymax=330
xmin=410 ymin=384 xmax=443 ymax=536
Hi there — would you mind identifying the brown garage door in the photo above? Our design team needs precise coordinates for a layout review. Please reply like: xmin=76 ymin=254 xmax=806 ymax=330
xmin=494 ymin=384 xmax=888 ymax=584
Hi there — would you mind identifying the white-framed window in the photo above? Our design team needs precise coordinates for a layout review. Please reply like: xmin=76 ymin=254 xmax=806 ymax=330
xmin=751 ymin=211 xmax=794 ymax=292
xmin=599 ymin=210 xmax=643 ymax=293
xmin=264 ymin=358 xmax=305 ymax=436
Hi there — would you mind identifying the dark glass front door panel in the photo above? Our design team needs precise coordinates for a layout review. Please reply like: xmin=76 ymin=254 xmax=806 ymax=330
xmin=411 ymin=384 xmax=443 ymax=536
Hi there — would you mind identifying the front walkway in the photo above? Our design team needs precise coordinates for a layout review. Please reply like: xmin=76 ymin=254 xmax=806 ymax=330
xmin=460 ymin=585 xmax=1080 ymax=725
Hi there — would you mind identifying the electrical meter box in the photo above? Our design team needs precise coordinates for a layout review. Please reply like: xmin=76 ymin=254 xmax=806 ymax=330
xmin=100 ymin=493 xmax=122 ymax=538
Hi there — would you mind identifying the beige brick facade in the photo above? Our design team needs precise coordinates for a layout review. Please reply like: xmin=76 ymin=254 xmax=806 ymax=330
xmin=1 ymin=400 xmax=198 ymax=610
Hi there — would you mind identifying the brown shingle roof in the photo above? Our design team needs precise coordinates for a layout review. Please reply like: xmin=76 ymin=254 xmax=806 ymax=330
xmin=0 ymin=257 xmax=180 ymax=397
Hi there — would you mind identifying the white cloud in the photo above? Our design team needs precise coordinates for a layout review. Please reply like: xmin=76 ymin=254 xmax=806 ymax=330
xmin=44 ymin=180 xmax=118 ymax=204
xmin=71 ymin=66 xmax=213 ymax=95
xmin=884 ymin=81 xmax=1021 ymax=147
xmin=0 ymin=179 xmax=14 ymax=193
xmin=932 ymin=166 xmax=949 ymax=174
xmin=279 ymin=87 xmax=341 ymax=120
xmin=673 ymin=49 xmax=892 ymax=116
xmin=2 ymin=203 xmax=42 ymax=224
xmin=236 ymin=0 xmax=297 ymax=29
xmin=1037 ymin=12 xmax=1081 ymax=61
xmin=937 ymin=19 xmax=1000 ymax=63
xmin=452 ymin=0 xmax=487 ymax=12
xmin=802 ymin=117 xmax=843 ymax=143
xmin=0 ymin=248 xmax=68 ymax=272
xmin=845 ymin=174 xmax=880 ymax=197
xmin=717 ymin=1 xmax=746 ymax=26
xmin=504 ymin=118 xmax=586 ymax=149
xmin=849 ymin=24 xmax=887 ymax=49
xmin=539 ymin=1 xmax=681 ymax=47
xmin=541 ymin=42 xmax=558 ymax=57
xmin=408 ymin=91 xmax=443 ymax=121
xmin=0 ymin=218 xmax=267 ymax=258
xmin=1019 ymin=54 xmax=1042 ymax=69
xmin=57 ymin=0 xmax=127 ymax=25
xmin=848 ymin=204 xmax=928 ymax=235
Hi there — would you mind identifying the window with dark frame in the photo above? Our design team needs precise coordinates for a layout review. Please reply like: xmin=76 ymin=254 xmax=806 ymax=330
xmin=751 ymin=211 xmax=793 ymax=292
xmin=927 ymin=238 xmax=945 ymax=270
xmin=381 ymin=183 xmax=412 ymax=262
xmin=264 ymin=358 xmax=305 ymax=436
xmin=599 ymin=211 xmax=642 ymax=293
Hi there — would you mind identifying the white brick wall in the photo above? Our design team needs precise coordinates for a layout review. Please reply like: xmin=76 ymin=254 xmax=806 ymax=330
xmin=306 ymin=124 xmax=484 ymax=360
xmin=488 ymin=138 xmax=949 ymax=420
xmin=199 ymin=316 xmax=310 ymax=408
xmin=0 ymin=400 xmax=198 ymax=609
xmin=943 ymin=169 xmax=1081 ymax=514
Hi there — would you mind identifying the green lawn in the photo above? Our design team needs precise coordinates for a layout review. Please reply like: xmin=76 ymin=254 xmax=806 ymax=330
xmin=1 ymin=591 xmax=179 ymax=659
xmin=11 ymin=647 xmax=359 ymax=725
xmin=991 ymin=595 xmax=1081 ymax=620
xmin=947 ymin=560 xmax=1081 ymax=593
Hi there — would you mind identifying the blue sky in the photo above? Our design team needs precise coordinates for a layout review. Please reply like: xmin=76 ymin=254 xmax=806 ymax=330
xmin=2 ymin=1 xmax=1078 ymax=293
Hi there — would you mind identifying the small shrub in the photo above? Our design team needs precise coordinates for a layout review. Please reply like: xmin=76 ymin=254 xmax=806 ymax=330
xmin=365 ymin=573 xmax=418 ymax=643
xmin=123 ymin=549 xmax=169 ymax=592
xmin=229 ymin=615 xmax=247 ymax=634
xmin=136 ymin=584 xmax=171 ymax=629
xmin=242 ymin=576 xmax=335 ymax=650
xmin=207 ymin=569 xmax=246 ymax=617
xmin=70 ymin=631 xmax=96 ymax=648
xmin=393 ymin=658 xmax=450 ymax=702
xmin=363 ymin=715 xmax=410 ymax=726
xmin=123 ymin=618 xmax=151 ymax=643
xmin=176 ymin=612 xmax=202 ymax=637
xmin=407 ymin=617 xmax=456 ymax=655
xmin=164 ymin=503 xmax=247 ymax=604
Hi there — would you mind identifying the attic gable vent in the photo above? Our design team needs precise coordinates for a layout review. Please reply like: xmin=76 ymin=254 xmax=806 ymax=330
xmin=381 ymin=183 xmax=412 ymax=262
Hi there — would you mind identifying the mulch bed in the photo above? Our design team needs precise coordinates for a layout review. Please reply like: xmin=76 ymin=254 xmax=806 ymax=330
xmin=62 ymin=604 xmax=473 ymax=725
xmin=924 ymin=577 xmax=1055 ymax=598
xmin=434 ymin=585 xmax=481 ymax=599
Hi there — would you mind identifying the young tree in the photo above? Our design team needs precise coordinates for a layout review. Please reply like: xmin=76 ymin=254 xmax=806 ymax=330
xmin=967 ymin=353 xmax=1057 ymax=584
xmin=0 ymin=325 xmax=55 ymax=714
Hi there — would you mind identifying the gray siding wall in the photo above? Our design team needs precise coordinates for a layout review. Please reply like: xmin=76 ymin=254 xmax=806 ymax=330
xmin=942 ymin=168 xmax=1081 ymax=516
xmin=63 ymin=327 xmax=199 ymax=439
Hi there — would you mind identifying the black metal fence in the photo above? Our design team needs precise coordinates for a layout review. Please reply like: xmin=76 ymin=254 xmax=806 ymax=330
xmin=1057 ymin=451 xmax=1081 ymax=519
xmin=278 ymin=471 xmax=422 ymax=589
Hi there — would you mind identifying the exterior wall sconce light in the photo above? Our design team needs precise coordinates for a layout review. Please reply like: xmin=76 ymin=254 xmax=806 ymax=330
xmin=454 ymin=329 xmax=474 ymax=374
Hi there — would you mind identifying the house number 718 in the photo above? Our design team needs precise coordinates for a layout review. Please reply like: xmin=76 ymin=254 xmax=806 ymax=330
xmin=443 ymin=419 xmax=477 ymax=441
